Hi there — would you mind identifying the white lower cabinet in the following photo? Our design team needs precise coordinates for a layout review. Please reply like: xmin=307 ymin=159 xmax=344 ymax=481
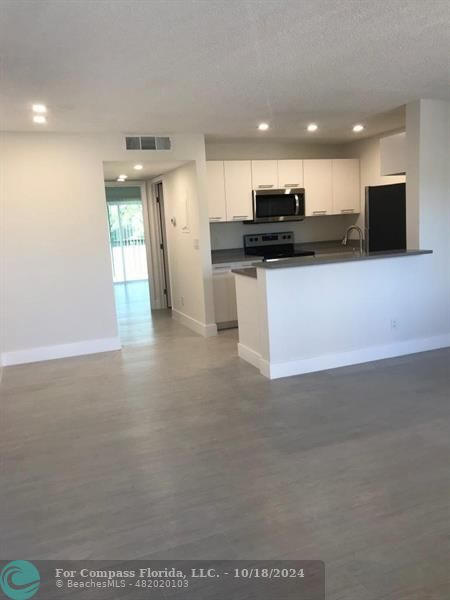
xmin=212 ymin=262 xmax=255 ymax=328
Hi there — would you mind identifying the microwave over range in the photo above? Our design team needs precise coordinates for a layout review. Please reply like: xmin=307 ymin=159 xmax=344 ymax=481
xmin=251 ymin=188 xmax=305 ymax=223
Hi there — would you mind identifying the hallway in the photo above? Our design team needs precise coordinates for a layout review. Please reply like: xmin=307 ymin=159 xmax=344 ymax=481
xmin=1 ymin=318 xmax=449 ymax=599
xmin=114 ymin=280 xmax=153 ymax=345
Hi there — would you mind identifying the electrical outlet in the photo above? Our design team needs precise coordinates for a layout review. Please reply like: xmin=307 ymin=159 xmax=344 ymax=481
xmin=390 ymin=319 xmax=398 ymax=330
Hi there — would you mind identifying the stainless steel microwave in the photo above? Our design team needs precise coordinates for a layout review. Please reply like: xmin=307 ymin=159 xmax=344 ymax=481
xmin=252 ymin=188 xmax=305 ymax=223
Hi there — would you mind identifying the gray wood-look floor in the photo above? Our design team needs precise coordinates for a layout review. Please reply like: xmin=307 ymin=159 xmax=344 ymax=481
xmin=1 ymin=312 xmax=449 ymax=599
xmin=114 ymin=280 xmax=153 ymax=344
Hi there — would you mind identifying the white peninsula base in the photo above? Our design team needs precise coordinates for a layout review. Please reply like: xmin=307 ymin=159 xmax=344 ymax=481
xmin=234 ymin=253 xmax=449 ymax=379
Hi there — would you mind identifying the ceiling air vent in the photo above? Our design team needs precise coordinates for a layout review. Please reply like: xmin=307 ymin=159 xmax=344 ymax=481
xmin=140 ymin=136 xmax=156 ymax=150
xmin=125 ymin=136 xmax=140 ymax=150
xmin=125 ymin=136 xmax=171 ymax=151
xmin=155 ymin=136 xmax=171 ymax=150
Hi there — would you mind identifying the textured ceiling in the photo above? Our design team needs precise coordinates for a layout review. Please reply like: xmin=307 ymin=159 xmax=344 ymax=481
xmin=1 ymin=0 xmax=448 ymax=141
xmin=103 ymin=160 xmax=187 ymax=181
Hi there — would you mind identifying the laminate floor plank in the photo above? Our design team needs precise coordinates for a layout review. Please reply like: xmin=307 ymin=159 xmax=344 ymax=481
xmin=1 ymin=313 xmax=449 ymax=599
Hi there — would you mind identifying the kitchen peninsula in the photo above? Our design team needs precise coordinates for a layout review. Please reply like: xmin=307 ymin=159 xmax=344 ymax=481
xmin=233 ymin=249 xmax=441 ymax=379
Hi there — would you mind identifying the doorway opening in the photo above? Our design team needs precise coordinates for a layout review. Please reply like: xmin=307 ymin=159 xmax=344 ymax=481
xmin=105 ymin=184 xmax=152 ymax=344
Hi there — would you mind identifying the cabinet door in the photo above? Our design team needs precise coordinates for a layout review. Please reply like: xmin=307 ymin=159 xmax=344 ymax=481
xmin=224 ymin=161 xmax=253 ymax=221
xmin=251 ymin=160 xmax=278 ymax=189
xmin=380 ymin=132 xmax=406 ymax=176
xmin=206 ymin=161 xmax=226 ymax=222
xmin=212 ymin=268 xmax=237 ymax=324
xmin=277 ymin=160 xmax=304 ymax=188
xmin=303 ymin=160 xmax=333 ymax=216
xmin=332 ymin=159 xmax=360 ymax=214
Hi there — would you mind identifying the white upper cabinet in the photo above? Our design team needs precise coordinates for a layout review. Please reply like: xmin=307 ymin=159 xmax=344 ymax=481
xmin=331 ymin=159 xmax=360 ymax=214
xmin=380 ymin=132 xmax=406 ymax=175
xmin=251 ymin=160 xmax=278 ymax=189
xmin=206 ymin=161 xmax=226 ymax=222
xmin=303 ymin=160 xmax=333 ymax=216
xmin=277 ymin=160 xmax=304 ymax=188
xmin=224 ymin=161 xmax=253 ymax=221
xmin=207 ymin=158 xmax=359 ymax=221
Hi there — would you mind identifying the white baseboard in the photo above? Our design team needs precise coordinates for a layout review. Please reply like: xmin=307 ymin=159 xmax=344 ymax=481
xmin=267 ymin=334 xmax=450 ymax=380
xmin=172 ymin=309 xmax=217 ymax=338
xmin=238 ymin=342 xmax=261 ymax=369
xmin=1 ymin=336 xmax=122 ymax=367
xmin=237 ymin=343 xmax=273 ymax=378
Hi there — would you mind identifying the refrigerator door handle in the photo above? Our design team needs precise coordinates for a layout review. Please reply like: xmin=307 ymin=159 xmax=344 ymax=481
xmin=364 ymin=186 xmax=370 ymax=253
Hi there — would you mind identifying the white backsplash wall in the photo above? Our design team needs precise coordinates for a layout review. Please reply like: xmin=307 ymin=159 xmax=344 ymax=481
xmin=210 ymin=215 xmax=357 ymax=250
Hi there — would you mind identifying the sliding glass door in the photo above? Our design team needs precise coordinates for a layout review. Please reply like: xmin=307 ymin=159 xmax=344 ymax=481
xmin=107 ymin=199 xmax=148 ymax=283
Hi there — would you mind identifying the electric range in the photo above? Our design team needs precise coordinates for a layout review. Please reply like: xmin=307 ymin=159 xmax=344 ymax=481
xmin=243 ymin=232 xmax=315 ymax=261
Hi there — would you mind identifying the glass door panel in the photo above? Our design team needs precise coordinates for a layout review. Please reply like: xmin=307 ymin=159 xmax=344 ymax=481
xmin=107 ymin=200 xmax=148 ymax=283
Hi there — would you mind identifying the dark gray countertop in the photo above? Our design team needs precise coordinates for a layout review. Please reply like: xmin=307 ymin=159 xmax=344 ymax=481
xmin=253 ymin=249 xmax=432 ymax=271
xmin=232 ymin=248 xmax=432 ymax=278
xmin=232 ymin=267 xmax=258 ymax=278
xmin=212 ymin=240 xmax=358 ymax=264
xmin=211 ymin=249 xmax=262 ymax=264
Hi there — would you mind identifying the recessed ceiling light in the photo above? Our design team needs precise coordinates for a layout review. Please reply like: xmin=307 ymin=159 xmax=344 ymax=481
xmin=353 ymin=124 xmax=364 ymax=132
xmin=133 ymin=164 xmax=143 ymax=170
xmin=32 ymin=104 xmax=47 ymax=114
xmin=118 ymin=174 xmax=128 ymax=179
xmin=33 ymin=115 xmax=47 ymax=124
xmin=307 ymin=123 xmax=318 ymax=132
xmin=258 ymin=122 xmax=269 ymax=131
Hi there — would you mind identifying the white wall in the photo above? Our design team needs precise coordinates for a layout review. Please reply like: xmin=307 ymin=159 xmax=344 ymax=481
xmin=341 ymin=132 xmax=406 ymax=235
xmin=1 ymin=133 xmax=119 ymax=365
xmin=406 ymin=99 xmax=450 ymax=328
xmin=0 ymin=132 xmax=213 ymax=365
xmin=406 ymin=99 xmax=450 ymax=255
xmin=205 ymin=140 xmax=346 ymax=160
xmin=162 ymin=161 xmax=216 ymax=335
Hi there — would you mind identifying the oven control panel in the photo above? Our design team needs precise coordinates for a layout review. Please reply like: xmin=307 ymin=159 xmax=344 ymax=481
xmin=244 ymin=232 xmax=294 ymax=247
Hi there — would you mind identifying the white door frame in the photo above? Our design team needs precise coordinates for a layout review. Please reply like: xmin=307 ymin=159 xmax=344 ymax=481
xmin=145 ymin=177 xmax=171 ymax=309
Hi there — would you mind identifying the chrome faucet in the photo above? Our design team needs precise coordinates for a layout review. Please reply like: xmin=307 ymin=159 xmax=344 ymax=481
xmin=342 ymin=225 xmax=364 ymax=254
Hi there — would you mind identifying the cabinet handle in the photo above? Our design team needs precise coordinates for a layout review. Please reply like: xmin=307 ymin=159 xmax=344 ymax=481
xmin=312 ymin=210 xmax=327 ymax=215
xmin=210 ymin=217 xmax=223 ymax=221
xmin=284 ymin=183 xmax=298 ymax=187
xmin=341 ymin=209 xmax=355 ymax=213
xmin=257 ymin=184 xmax=274 ymax=188
xmin=232 ymin=215 xmax=248 ymax=220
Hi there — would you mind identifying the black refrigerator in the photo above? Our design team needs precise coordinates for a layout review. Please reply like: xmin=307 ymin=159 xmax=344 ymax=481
xmin=365 ymin=183 xmax=406 ymax=252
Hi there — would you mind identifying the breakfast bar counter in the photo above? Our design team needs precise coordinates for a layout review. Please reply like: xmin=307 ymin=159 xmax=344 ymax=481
xmin=233 ymin=248 xmax=443 ymax=379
